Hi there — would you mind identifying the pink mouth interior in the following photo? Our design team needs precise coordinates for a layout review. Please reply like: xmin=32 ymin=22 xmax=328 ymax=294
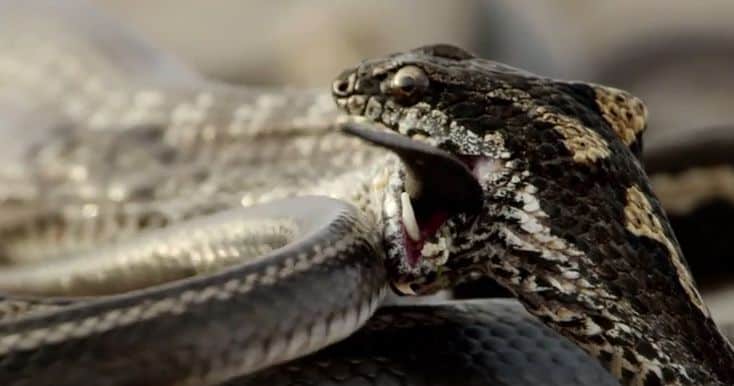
xmin=402 ymin=210 xmax=450 ymax=266
xmin=400 ymin=155 xmax=483 ymax=267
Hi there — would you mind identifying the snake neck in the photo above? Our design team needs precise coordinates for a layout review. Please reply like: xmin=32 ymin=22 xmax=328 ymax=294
xmin=512 ymin=278 xmax=734 ymax=386
xmin=471 ymin=167 xmax=734 ymax=386
xmin=425 ymin=144 xmax=734 ymax=386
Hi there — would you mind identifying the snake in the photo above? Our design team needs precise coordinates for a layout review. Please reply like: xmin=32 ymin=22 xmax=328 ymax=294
xmin=1 ymin=1 xmax=734 ymax=386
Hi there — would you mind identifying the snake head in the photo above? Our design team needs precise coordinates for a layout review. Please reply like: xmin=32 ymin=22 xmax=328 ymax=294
xmin=331 ymin=44 xmax=649 ymax=296
xmin=331 ymin=45 xmax=530 ymax=294
xmin=332 ymin=45 xmax=543 ymax=294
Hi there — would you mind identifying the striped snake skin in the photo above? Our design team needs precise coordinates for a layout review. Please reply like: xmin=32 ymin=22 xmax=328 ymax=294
xmin=1 ymin=1 xmax=734 ymax=386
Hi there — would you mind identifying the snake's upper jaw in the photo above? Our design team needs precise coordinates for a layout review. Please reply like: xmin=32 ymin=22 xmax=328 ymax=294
xmin=341 ymin=120 xmax=483 ymax=214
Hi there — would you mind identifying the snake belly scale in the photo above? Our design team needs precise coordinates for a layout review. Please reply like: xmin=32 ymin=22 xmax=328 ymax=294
xmin=1 ymin=1 xmax=733 ymax=386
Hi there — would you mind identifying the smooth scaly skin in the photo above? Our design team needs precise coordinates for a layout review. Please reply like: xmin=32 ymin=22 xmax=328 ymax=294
xmin=333 ymin=45 xmax=734 ymax=385
xmin=238 ymin=299 xmax=620 ymax=386
xmin=0 ymin=198 xmax=391 ymax=386
xmin=0 ymin=2 xmax=398 ymax=384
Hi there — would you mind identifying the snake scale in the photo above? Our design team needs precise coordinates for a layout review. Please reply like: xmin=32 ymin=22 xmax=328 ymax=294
xmin=1 ymin=1 xmax=734 ymax=386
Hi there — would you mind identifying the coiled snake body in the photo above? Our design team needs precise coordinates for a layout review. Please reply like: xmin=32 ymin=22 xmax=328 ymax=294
xmin=1 ymin=2 xmax=733 ymax=386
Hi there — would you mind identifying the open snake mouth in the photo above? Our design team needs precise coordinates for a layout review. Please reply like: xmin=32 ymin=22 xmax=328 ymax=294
xmin=332 ymin=47 xmax=493 ymax=293
xmin=399 ymin=190 xmax=450 ymax=266
xmin=339 ymin=121 xmax=485 ymax=293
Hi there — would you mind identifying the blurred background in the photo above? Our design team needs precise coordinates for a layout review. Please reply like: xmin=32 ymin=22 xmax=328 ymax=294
xmin=97 ymin=0 xmax=734 ymax=138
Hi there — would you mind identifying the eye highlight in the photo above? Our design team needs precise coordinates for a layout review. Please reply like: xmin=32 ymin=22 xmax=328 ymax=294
xmin=390 ymin=65 xmax=429 ymax=98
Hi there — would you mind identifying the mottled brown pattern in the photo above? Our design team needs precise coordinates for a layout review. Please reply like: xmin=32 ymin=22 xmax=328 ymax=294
xmin=593 ymin=85 xmax=648 ymax=148
xmin=535 ymin=107 xmax=611 ymax=164
xmin=334 ymin=44 xmax=734 ymax=386
xmin=624 ymin=184 xmax=707 ymax=313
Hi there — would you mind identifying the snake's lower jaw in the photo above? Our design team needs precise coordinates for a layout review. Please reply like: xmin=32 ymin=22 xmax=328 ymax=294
xmin=391 ymin=277 xmax=449 ymax=296
xmin=391 ymin=280 xmax=419 ymax=295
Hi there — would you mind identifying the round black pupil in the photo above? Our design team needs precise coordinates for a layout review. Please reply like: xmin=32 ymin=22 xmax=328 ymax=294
xmin=398 ymin=76 xmax=415 ymax=92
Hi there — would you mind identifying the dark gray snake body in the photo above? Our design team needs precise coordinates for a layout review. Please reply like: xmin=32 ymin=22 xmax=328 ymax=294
xmin=1 ymin=2 xmax=733 ymax=386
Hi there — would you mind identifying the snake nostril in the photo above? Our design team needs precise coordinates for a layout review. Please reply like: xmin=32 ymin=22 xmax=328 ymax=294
xmin=332 ymin=78 xmax=351 ymax=96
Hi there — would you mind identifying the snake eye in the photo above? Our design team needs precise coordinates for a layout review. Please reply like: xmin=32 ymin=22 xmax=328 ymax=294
xmin=390 ymin=66 xmax=429 ymax=98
